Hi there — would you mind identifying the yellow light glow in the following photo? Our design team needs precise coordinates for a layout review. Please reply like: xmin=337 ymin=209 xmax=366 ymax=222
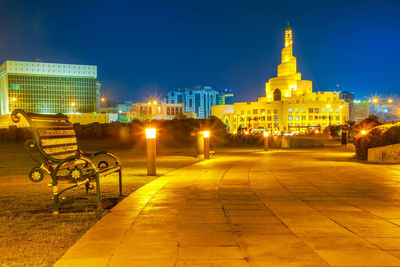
xmin=147 ymin=102 xmax=151 ymax=105
xmin=361 ymin=130 xmax=367 ymax=135
xmin=268 ymin=94 xmax=272 ymax=98
xmin=153 ymin=100 xmax=158 ymax=104
xmin=327 ymin=104 xmax=331 ymax=108
xmin=233 ymin=131 xmax=237 ymax=134
xmin=71 ymin=102 xmax=76 ymax=107
xmin=11 ymin=97 xmax=16 ymax=102
xmin=146 ymin=128 xmax=156 ymax=139
xmin=340 ymin=105 xmax=343 ymax=109
xmin=263 ymin=131 xmax=269 ymax=137
xmin=388 ymin=99 xmax=393 ymax=103
xmin=101 ymin=97 xmax=106 ymax=102
xmin=315 ymin=130 xmax=319 ymax=134
xmin=244 ymin=131 xmax=249 ymax=135
xmin=372 ymin=98 xmax=379 ymax=104
xmin=203 ymin=131 xmax=210 ymax=138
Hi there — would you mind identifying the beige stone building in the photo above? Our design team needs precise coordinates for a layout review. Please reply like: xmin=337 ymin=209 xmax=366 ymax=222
xmin=128 ymin=101 xmax=196 ymax=120
xmin=212 ymin=25 xmax=349 ymax=134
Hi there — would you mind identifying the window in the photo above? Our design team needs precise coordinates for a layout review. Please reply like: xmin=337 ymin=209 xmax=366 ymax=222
xmin=336 ymin=109 xmax=340 ymax=113
xmin=302 ymin=109 xmax=306 ymax=113
xmin=253 ymin=109 xmax=258 ymax=114
xmin=322 ymin=109 xmax=326 ymax=113
xmin=247 ymin=110 xmax=250 ymax=115
xmin=288 ymin=108 xmax=292 ymax=113
xmin=274 ymin=115 xmax=279 ymax=121
xmin=314 ymin=108 xmax=320 ymax=113
xmin=309 ymin=108 xmax=313 ymax=113
xmin=295 ymin=116 xmax=300 ymax=121
xmin=288 ymin=116 xmax=293 ymax=121
xmin=314 ymin=115 xmax=319 ymax=120
xmin=295 ymin=108 xmax=299 ymax=113
xmin=329 ymin=109 xmax=333 ymax=113
xmin=302 ymin=115 xmax=306 ymax=120
xmin=267 ymin=109 xmax=271 ymax=114
xmin=267 ymin=116 xmax=272 ymax=121
xmin=189 ymin=99 xmax=193 ymax=108
xmin=260 ymin=109 xmax=265 ymax=114
xmin=274 ymin=109 xmax=278 ymax=114
xmin=261 ymin=116 xmax=265 ymax=121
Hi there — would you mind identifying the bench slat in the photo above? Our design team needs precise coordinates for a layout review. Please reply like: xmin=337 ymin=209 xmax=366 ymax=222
xmin=33 ymin=121 xmax=73 ymax=129
xmin=50 ymin=152 xmax=78 ymax=160
xmin=41 ymin=137 xmax=77 ymax=147
xmin=43 ymin=145 xmax=78 ymax=155
xmin=38 ymin=129 xmax=76 ymax=137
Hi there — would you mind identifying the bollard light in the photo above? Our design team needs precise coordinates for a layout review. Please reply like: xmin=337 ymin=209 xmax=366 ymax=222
xmin=203 ymin=131 xmax=210 ymax=159
xmin=361 ymin=130 xmax=367 ymax=135
xmin=145 ymin=128 xmax=156 ymax=176
xmin=263 ymin=131 xmax=269 ymax=151
xmin=146 ymin=128 xmax=156 ymax=139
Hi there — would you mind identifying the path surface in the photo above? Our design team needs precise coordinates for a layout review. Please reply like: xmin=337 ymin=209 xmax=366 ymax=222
xmin=56 ymin=148 xmax=400 ymax=266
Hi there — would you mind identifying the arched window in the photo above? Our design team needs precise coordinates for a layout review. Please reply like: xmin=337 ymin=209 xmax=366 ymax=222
xmin=274 ymin=89 xmax=281 ymax=101
xmin=167 ymin=107 xmax=170 ymax=115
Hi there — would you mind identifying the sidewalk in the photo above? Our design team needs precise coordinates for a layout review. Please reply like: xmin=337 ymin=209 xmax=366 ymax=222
xmin=56 ymin=148 xmax=400 ymax=266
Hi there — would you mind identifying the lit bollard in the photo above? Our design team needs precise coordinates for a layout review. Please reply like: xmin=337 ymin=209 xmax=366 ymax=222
xmin=196 ymin=131 xmax=204 ymax=156
xmin=263 ymin=131 xmax=269 ymax=151
xmin=146 ymin=128 xmax=156 ymax=176
xmin=203 ymin=131 xmax=210 ymax=159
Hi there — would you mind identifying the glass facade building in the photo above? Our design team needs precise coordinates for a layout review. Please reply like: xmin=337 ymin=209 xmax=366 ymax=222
xmin=0 ymin=61 xmax=99 ymax=115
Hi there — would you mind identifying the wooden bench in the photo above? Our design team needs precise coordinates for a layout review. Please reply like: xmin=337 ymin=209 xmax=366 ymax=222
xmin=11 ymin=109 xmax=122 ymax=214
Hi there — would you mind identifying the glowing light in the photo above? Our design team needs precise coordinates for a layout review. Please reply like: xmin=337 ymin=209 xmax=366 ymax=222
xmin=361 ymin=130 xmax=367 ymax=135
xmin=327 ymin=104 xmax=331 ymax=108
xmin=372 ymin=98 xmax=379 ymax=104
xmin=146 ymin=128 xmax=156 ymax=139
xmin=244 ymin=131 xmax=249 ymax=135
xmin=315 ymin=130 xmax=319 ymax=134
xmin=339 ymin=105 xmax=343 ymax=109
xmin=153 ymin=100 xmax=158 ymax=104
xmin=71 ymin=102 xmax=76 ymax=107
xmin=268 ymin=94 xmax=272 ymax=98
xmin=233 ymin=131 xmax=237 ymax=134
xmin=11 ymin=97 xmax=16 ymax=102
xmin=388 ymin=99 xmax=393 ymax=103
xmin=263 ymin=131 xmax=269 ymax=137
xmin=203 ymin=131 xmax=210 ymax=138
xmin=101 ymin=97 xmax=106 ymax=102
xmin=147 ymin=102 xmax=151 ymax=105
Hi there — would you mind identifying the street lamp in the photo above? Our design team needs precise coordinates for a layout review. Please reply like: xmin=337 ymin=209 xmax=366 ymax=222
xmin=101 ymin=97 xmax=107 ymax=114
xmin=263 ymin=131 xmax=269 ymax=151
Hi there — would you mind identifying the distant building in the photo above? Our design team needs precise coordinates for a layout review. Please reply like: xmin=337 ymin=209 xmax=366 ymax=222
xmin=99 ymin=100 xmax=132 ymax=114
xmin=211 ymin=25 xmax=349 ymax=133
xmin=127 ymin=101 xmax=196 ymax=120
xmin=166 ymin=86 xmax=234 ymax=119
xmin=370 ymin=98 xmax=399 ymax=121
xmin=351 ymin=100 xmax=370 ymax=122
xmin=0 ymin=60 xmax=100 ymax=115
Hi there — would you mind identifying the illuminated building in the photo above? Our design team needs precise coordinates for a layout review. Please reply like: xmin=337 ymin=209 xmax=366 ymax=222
xmin=0 ymin=60 xmax=100 ymax=115
xmin=166 ymin=86 xmax=234 ymax=119
xmin=351 ymin=100 xmax=370 ymax=121
xmin=211 ymin=25 xmax=349 ymax=133
xmin=127 ymin=101 xmax=196 ymax=120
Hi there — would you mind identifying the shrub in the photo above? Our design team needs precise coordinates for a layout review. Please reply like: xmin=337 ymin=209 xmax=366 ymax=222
xmin=353 ymin=122 xmax=400 ymax=160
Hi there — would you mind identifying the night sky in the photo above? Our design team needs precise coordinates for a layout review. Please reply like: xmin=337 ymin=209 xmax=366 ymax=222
xmin=1 ymin=0 xmax=399 ymax=102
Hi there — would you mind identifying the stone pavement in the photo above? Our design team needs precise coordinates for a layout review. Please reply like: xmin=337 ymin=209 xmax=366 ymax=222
xmin=56 ymin=148 xmax=400 ymax=266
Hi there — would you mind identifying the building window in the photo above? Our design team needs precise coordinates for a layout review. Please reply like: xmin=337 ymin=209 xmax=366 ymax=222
xmin=260 ymin=109 xmax=265 ymax=114
xmin=314 ymin=115 xmax=319 ymax=120
xmin=314 ymin=108 xmax=320 ymax=113
xmin=288 ymin=116 xmax=293 ymax=121
xmin=261 ymin=116 xmax=265 ymax=121
xmin=189 ymin=99 xmax=193 ymax=108
xmin=329 ymin=109 xmax=333 ymax=113
xmin=295 ymin=116 xmax=300 ymax=121
xmin=267 ymin=116 xmax=272 ymax=121
xmin=247 ymin=110 xmax=250 ymax=115
xmin=288 ymin=108 xmax=292 ymax=113
xmin=295 ymin=108 xmax=299 ymax=113
xmin=302 ymin=115 xmax=306 ymax=120
xmin=322 ymin=109 xmax=326 ymax=113
xmin=309 ymin=108 xmax=313 ymax=113
xmin=274 ymin=109 xmax=278 ymax=114
xmin=273 ymin=89 xmax=281 ymax=101
xmin=336 ymin=109 xmax=340 ymax=113
xmin=267 ymin=109 xmax=271 ymax=114
xmin=253 ymin=109 xmax=258 ymax=114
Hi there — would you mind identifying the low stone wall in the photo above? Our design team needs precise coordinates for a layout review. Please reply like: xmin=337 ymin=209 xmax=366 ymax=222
xmin=368 ymin=143 xmax=400 ymax=163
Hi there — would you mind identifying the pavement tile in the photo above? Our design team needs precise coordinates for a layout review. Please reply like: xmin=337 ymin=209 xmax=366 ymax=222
xmin=346 ymin=225 xmax=400 ymax=238
xmin=229 ymin=215 xmax=281 ymax=224
xmin=366 ymin=238 xmax=400 ymax=250
xmin=302 ymin=237 xmax=377 ymax=250
xmin=314 ymin=249 xmax=400 ymax=266
xmin=179 ymin=246 xmax=245 ymax=260
xmin=175 ymin=260 xmax=250 ymax=267
xmin=288 ymin=226 xmax=357 ymax=238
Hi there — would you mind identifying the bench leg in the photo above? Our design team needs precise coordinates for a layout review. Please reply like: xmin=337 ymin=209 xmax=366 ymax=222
xmin=118 ymin=169 xmax=123 ymax=198
xmin=85 ymin=182 xmax=90 ymax=196
xmin=95 ymin=173 xmax=102 ymax=212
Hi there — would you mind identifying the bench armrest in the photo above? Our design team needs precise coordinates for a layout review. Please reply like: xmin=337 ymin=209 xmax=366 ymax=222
xmin=90 ymin=151 xmax=121 ymax=166
xmin=52 ymin=155 xmax=99 ymax=185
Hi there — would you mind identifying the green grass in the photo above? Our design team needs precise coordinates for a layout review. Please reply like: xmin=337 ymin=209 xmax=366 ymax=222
xmin=0 ymin=140 xmax=200 ymax=266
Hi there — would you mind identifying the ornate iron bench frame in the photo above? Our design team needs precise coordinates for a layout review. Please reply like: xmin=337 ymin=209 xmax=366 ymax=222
xmin=11 ymin=109 xmax=123 ymax=214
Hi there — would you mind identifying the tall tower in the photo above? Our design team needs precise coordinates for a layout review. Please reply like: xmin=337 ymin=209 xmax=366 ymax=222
xmin=277 ymin=23 xmax=297 ymax=77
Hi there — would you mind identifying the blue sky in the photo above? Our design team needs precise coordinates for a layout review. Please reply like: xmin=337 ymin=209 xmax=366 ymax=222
xmin=0 ymin=0 xmax=399 ymax=102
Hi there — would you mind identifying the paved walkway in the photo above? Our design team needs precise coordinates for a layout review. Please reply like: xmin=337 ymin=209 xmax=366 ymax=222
xmin=56 ymin=148 xmax=400 ymax=266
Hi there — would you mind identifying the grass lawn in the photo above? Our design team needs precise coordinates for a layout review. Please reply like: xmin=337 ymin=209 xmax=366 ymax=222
xmin=0 ymin=139 xmax=200 ymax=266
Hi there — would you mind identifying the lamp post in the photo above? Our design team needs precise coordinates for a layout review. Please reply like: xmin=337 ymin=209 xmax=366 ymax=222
xmin=146 ymin=128 xmax=156 ymax=176
xmin=71 ymin=102 xmax=76 ymax=114
xmin=263 ymin=131 xmax=269 ymax=151
xmin=101 ymin=97 xmax=107 ymax=114
xmin=203 ymin=131 xmax=210 ymax=159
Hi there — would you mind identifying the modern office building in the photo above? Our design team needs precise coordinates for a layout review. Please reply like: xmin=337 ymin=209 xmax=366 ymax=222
xmin=166 ymin=86 xmax=234 ymax=119
xmin=211 ymin=25 xmax=349 ymax=134
xmin=0 ymin=60 xmax=100 ymax=115
xmin=351 ymin=100 xmax=370 ymax=121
